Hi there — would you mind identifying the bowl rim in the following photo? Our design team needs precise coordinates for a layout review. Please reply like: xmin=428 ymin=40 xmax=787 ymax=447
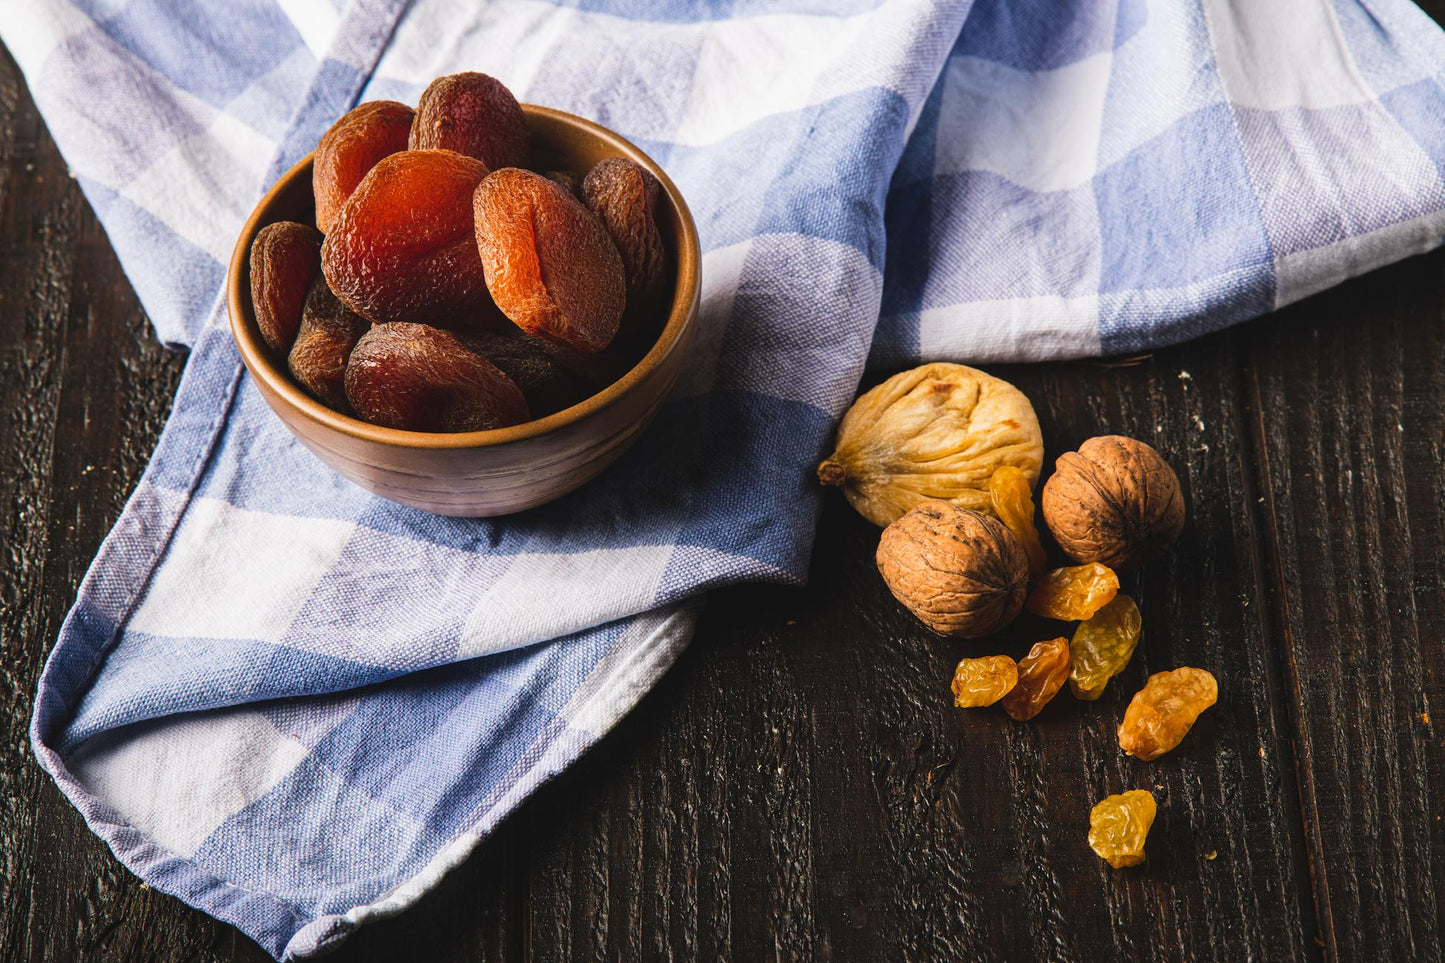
xmin=227 ymin=103 xmax=701 ymax=451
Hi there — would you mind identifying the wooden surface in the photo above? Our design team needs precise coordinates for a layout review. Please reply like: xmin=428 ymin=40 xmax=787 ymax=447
xmin=3 ymin=39 xmax=1444 ymax=963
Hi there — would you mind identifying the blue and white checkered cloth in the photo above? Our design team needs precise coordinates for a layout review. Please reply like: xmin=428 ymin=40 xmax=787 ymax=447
xmin=11 ymin=0 xmax=1445 ymax=957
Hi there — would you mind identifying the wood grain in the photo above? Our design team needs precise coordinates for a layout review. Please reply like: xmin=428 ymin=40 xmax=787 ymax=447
xmin=3 ymin=24 xmax=1445 ymax=963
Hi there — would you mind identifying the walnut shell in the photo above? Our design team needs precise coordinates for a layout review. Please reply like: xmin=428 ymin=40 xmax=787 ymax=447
xmin=1041 ymin=435 xmax=1185 ymax=571
xmin=818 ymin=363 xmax=1043 ymax=527
xmin=876 ymin=500 xmax=1029 ymax=638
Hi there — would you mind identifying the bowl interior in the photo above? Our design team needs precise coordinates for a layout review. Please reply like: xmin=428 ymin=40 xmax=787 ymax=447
xmin=228 ymin=104 xmax=699 ymax=450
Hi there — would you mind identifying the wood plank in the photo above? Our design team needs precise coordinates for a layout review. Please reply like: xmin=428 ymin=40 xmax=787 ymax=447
xmin=1244 ymin=248 xmax=1445 ymax=960
xmin=516 ymin=331 xmax=1318 ymax=961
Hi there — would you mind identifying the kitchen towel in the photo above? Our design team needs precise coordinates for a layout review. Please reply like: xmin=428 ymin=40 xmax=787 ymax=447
xmin=11 ymin=0 xmax=1445 ymax=957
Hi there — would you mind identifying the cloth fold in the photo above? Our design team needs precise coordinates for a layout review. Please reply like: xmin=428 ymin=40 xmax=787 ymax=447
xmin=11 ymin=0 xmax=1445 ymax=957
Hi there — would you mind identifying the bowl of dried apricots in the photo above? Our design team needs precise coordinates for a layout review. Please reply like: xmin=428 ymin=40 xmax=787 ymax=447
xmin=227 ymin=72 xmax=700 ymax=516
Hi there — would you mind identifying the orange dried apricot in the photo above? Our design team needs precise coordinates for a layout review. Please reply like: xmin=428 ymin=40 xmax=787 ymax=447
xmin=409 ymin=72 xmax=529 ymax=171
xmin=313 ymin=100 xmax=415 ymax=234
xmin=474 ymin=168 xmax=625 ymax=353
xmin=1026 ymin=563 xmax=1119 ymax=621
xmin=250 ymin=220 xmax=322 ymax=354
xmin=322 ymin=149 xmax=492 ymax=325
xmin=345 ymin=322 xmax=529 ymax=432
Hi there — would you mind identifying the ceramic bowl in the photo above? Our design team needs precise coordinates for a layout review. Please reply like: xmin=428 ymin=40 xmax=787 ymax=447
xmin=227 ymin=105 xmax=700 ymax=516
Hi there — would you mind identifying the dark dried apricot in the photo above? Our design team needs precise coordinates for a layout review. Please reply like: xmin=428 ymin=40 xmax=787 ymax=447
xmin=545 ymin=170 xmax=579 ymax=194
xmin=462 ymin=327 xmax=593 ymax=417
xmin=345 ymin=322 xmax=529 ymax=432
xmin=474 ymin=168 xmax=625 ymax=353
xmin=581 ymin=157 xmax=667 ymax=308
xmin=409 ymin=72 xmax=528 ymax=171
xmin=313 ymin=100 xmax=414 ymax=234
xmin=250 ymin=221 xmax=322 ymax=354
xmin=288 ymin=276 xmax=369 ymax=410
xmin=322 ymin=149 xmax=491 ymax=325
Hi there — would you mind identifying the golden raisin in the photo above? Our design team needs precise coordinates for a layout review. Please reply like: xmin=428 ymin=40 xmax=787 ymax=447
xmin=1068 ymin=594 xmax=1142 ymax=700
xmin=951 ymin=655 xmax=1017 ymax=707
xmin=249 ymin=220 xmax=322 ymax=354
xmin=1000 ymin=638 xmax=1070 ymax=721
xmin=1025 ymin=563 xmax=1119 ymax=621
xmin=322 ymin=149 xmax=492 ymax=325
xmin=473 ymin=168 xmax=625 ymax=353
xmin=409 ymin=72 xmax=529 ymax=171
xmin=1118 ymin=667 xmax=1218 ymax=760
xmin=988 ymin=465 xmax=1047 ymax=581
xmin=1088 ymin=789 xmax=1156 ymax=868
xmin=313 ymin=100 xmax=415 ymax=234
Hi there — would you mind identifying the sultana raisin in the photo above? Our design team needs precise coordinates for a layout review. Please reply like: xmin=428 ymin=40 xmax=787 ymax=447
xmin=988 ymin=465 xmax=1047 ymax=581
xmin=581 ymin=158 xmax=668 ymax=309
xmin=288 ymin=276 xmax=370 ymax=411
xmin=951 ymin=655 xmax=1018 ymax=707
xmin=322 ymin=149 xmax=492 ymax=325
xmin=1118 ymin=667 xmax=1218 ymax=761
xmin=409 ymin=72 xmax=529 ymax=171
xmin=250 ymin=221 xmax=322 ymax=354
xmin=1088 ymin=789 xmax=1156 ymax=868
xmin=1068 ymin=594 xmax=1142 ymax=700
xmin=1000 ymin=637 xmax=1071 ymax=721
xmin=313 ymin=100 xmax=415 ymax=234
xmin=474 ymin=168 xmax=625 ymax=353
xmin=1026 ymin=563 xmax=1119 ymax=621
xmin=345 ymin=322 xmax=530 ymax=432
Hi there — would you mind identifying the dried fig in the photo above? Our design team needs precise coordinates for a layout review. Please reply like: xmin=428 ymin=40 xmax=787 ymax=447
xmin=876 ymin=500 xmax=1029 ymax=639
xmin=1042 ymin=435 xmax=1184 ymax=570
xmin=818 ymin=363 xmax=1044 ymax=528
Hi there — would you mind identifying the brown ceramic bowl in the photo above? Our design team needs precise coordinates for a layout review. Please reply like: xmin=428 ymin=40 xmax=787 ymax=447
xmin=227 ymin=104 xmax=700 ymax=516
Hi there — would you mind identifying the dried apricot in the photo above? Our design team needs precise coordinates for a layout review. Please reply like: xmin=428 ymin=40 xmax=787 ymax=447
xmin=474 ymin=168 xmax=625 ymax=353
xmin=1068 ymin=594 xmax=1142 ymax=700
xmin=581 ymin=157 xmax=668 ymax=308
xmin=1088 ymin=789 xmax=1156 ymax=868
xmin=951 ymin=655 xmax=1017 ymax=707
xmin=1026 ymin=563 xmax=1119 ymax=621
xmin=250 ymin=221 xmax=322 ymax=354
xmin=461 ymin=328 xmax=594 ymax=418
xmin=288 ymin=276 xmax=369 ymax=410
xmin=1000 ymin=638 xmax=1070 ymax=721
xmin=1118 ymin=667 xmax=1218 ymax=761
xmin=545 ymin=170 xmax=579 ymax=193
xmin=409 ymin=72 xmax=529 ymax=171
xmin=988 ymin=465 xmax=1047 ymax=581
xmin=345 ymin=322 xmax=529 ymax=432
xmin=313 ymin=100 xmax=414 ymax=234
xmin=322 ymin=149 xmax=491 ymax=325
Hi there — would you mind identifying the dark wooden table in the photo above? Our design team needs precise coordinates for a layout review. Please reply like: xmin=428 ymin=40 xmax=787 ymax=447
xmin=3 ymin=38 xmax=1444 ymax=963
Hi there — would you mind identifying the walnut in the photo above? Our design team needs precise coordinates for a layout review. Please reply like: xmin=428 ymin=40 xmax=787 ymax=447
xmin=818 ymin=363 xmax=1043 ymax=527
xmin=1041 ymin=436 xmax=1184 ymax=571
xmin=876 ymin=500 xmax=1029 ymax=638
